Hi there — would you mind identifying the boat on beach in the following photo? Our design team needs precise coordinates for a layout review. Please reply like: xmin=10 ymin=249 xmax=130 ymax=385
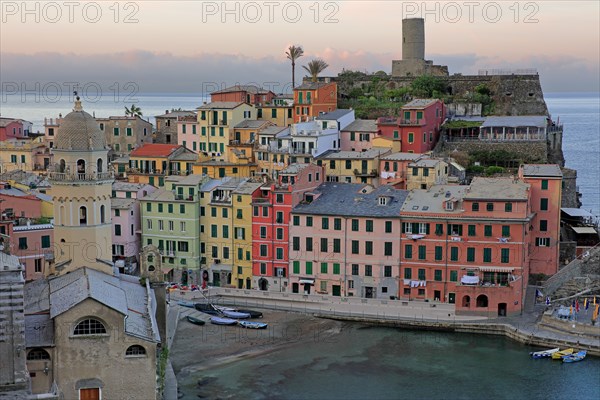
xmin=236 ymin=309 xmax=263 ymax=318
xmin=530 ymin=348 xmax=560 ymax=359
xmin=210 ymin=316 xmax=238 ymax=325
xmin=551 ymin=348 xmax=574 ymax=360
xmin=177 ymin=300 xmax=195 ymax=308
xmin=194 ymin=303 xmax=220 ymax=315
xmin=221 ymin=310 xmax=251 ymax=319
xmin=238 ymin=321 xmax=268 ymax=329
xmin=562 ymin=350 xmax=586 ymax=363
xmin=186 ymin=316 xmax=206 ymax=326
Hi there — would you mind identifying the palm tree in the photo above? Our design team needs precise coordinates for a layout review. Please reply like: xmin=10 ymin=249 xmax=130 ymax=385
xmin=286 ymin=45 xmax=304 ymax=90
xmin=125 ymin=104 xmax=143 ymax=117
xmin=302 ymin=59 xmax=329 ymax=82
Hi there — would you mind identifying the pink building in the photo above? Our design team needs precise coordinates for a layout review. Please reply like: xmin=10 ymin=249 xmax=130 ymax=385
xmin=111 ymin=182 xmax=156 ymax=272
xmin=289 ymin=183 xmax=407 ymax=297
xmin=339 ymin=119 xmax=378 ymax=151
xmin=177 ymin=115 xmax=201 ymax=153
xmin=379 ymin=152 xmax=424 ymax=188
xmin=0 ymin=118 xmax=31 ymax=141
xmin=11 ymin=221 xmax=53 ymax=281
xmin=0 ymin=183 xmax=44 ymax=220
xmin=519 ymin=164 xmax=563 ymax=276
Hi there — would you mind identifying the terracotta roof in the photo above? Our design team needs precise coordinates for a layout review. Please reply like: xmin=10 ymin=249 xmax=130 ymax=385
xmin=130 ymin=144 xmax=180 ymax=157
xmin=211 ymin=85 xmax=271 ymax=95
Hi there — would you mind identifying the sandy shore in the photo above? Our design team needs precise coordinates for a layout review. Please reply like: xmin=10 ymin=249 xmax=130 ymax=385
xmin=170 ymin=308 xmax=345 ymax=379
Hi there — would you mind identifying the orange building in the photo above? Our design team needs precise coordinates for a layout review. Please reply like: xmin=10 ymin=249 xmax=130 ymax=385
xmin=210 ymin=85 xmax=276 ymax=105
xmin=292 ymin=82 xmax=337 ymax=123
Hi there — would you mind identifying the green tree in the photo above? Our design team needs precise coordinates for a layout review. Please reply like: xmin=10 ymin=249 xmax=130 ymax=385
xmin=302 ymin=59 xmax=329 ymax=82
xmin=125 ymin=104 xmax=143 ymax=117
xmin=285 ymin=45 xmax=304 ymax=90
xmin=410 ymin=76 xmax=447 ymax=97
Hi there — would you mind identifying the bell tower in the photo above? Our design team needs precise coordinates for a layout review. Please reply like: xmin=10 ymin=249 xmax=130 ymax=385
xmin=48 ymin=95 xmax=114 ymax=276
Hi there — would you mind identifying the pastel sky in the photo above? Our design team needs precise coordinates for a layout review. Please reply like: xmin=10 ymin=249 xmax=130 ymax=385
xmin=1 ymin=1 xmax=598 ymax=93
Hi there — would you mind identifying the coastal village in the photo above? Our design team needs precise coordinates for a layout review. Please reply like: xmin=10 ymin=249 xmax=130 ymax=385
xmin=1 ymin=18 xmax=599 ymax=400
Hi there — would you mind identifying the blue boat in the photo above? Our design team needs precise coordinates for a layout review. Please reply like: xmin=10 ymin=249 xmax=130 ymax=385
xmin=236 ymin=309 xmax=263 ymax=318
xmin=238 ymin=321 xmax=268 ymax=329
xmin=530 ymin=348 xmax=559 ymax=359
xmin=562 ymin=350 xmax=586 ymax=363
xmin=221 ymin=310 xmax=251 ymax=319
xmin=210 ymin=316 xmax=238 ymax=325
xmin=177 ymin=300 xmax=195 ymax=308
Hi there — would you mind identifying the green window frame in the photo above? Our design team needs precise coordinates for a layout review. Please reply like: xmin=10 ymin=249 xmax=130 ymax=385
xmin=366 ymin=220 xmax=373 ymax=232
xmin=501 ymin=248 xmax=510 ymax=263
xmin=334 ymin=218 xmax=342 ymax=230
xmin=333 ymin=239 xmax=341 ymax=253
xmin=467 ymin=247 xmax=475 ymax=262
xmin=540 ymin=220 xmax=548 ymax=231
xmin=41 ymin=235 xmax=51 ymax=248
xmin=321 ymin=262 xmax=328 ymax=274
xmin=293 ymin=261 xmax=300 ymax=274
xmin=292 ymin=237 xmax=300 ymax=251
xmin=293 ymin=216 xmax=300 ymax=226
xmin=365 ymin=241 xmax=373 ymax=255
xmin=450 ymin=271 xmax=458 ymax=282
xmin=351 ymin=240 xmax=359 ymax=254
xmin=351 ymin=219 xmax=359 ymax=231
xmin=168 ymin=204 xmax=173 ymax=213
xmin=113 ymin=127 xmax=119 ymax=136
xmin=486 ymin=203 xmax=494 ymax=211
xmin=468 ymin=225 xmax=476 ymax=237
xmin=540 ymin=198 xmax=548 ymax=211
xmin=434 ymin=270 xmax=442 ymax=281
xmin=333 ymin=263 xmax=340 ymax=274
xmin=418 ymin=269 xmax=426 ymax=280
xmin=484 ymin=225 xmax=492 ymax=237
xmin=408 ymin=133 xmax=414 ymax=143
xmin=384 ymin=242 xmax=393 ymax=256
xmin=404 ymin=244 xmax=412 ymax=259
xmin=505 ymin=202 xmax=512 ymax=212
xmin=305 ymin=261 xmax=313 ymax=275
xmin=541 ymin=179 xmax=548 ymax=190
xmin=146 ymin=203 xmax=151 ymax=212
xmin=404 ymin=268 xmax=412 ymax=279
xmin=502 ymin=225 xmax=510 ymax=237
xmin=435 ymin=224 xmax=443 ymax=235
xmin=483 ymin=248 xmax=492 ymax=263
xmin=322 ymin=217 xmax=329 ymax=230
xmin=126 ymin=127 xmax=132 ymax=136
xmin=306 ymin=216 xmax=313 ymax=227
xmin=158 ymin=204 xmax=163 ymax=213
xmin=180 ymin=204 xmax=185 ymax=214
xmin=434 ymin=246 xmax=443 ymax=261
xmin=450 ymin=246 xmax=459 ymax=261
xmin=385 ymin=221 xmax=393 ymax=233
xmin=418 ymin=245 xmax=426 ymax=260
xmin=472 ymin=202 xmax=479 ymax=211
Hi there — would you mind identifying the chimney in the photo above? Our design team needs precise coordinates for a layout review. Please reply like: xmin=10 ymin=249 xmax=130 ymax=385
xmin=165 ymin=109 xmax=169 ymax=114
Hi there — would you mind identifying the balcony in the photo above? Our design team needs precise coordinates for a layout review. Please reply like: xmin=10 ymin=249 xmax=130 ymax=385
xmin=210 ymin=196 xmax=232 ymax=205
xmin=126 ymin=168 xmax=167 ymax=176
xmin=174 ymin=194 xmax=196 ymax=201
xmin=48 ymin=171 xmax=114 ymax=182
xmin=398 ymin=118 xmax=426 ymax=126
xmin=353 ymin=169 xmax=378 ymax=177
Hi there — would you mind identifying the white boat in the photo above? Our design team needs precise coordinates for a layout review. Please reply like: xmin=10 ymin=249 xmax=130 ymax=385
xmin=530 ymin=347 xmax=560 ymax=359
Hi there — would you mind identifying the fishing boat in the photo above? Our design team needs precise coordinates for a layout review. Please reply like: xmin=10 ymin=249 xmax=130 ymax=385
xmin=194 ymin=303 xmax=220 ymax=315
xmin=221 ymin=310 xmax=251 ymax=319
xmin=562 ymin=350 xmax=586 ymax=363
xmin=236 ymin=309 xmax=263 ymax=318
xmin=210 ymin=316 xmax=238 ymax=326
xmin=238 ymin=321 xmax=268 ymax=329
xmin=186 ymin=316 xmax=206 ymax=326
xmin=530 ymin=348 xmax=560 ymax=359
xmin=551 ymin=348 xmax=574 ymax=360
xmin=177 ymin=300 xmax=195 ymax=308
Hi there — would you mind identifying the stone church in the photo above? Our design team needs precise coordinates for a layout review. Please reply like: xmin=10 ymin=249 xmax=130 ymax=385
xmin=18 ymin=97 xmax=163 ymax=400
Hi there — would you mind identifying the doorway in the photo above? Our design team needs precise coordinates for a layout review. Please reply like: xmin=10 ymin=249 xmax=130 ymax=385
xmin=238 ymin=279 xmax=243 ymax=289
xmin=259 ymin=278 xmax=268 ymax=291
xmin=332 ymin=285 xmax=341 ymax=296
xmin=448 ymin=293 xmax=455 ymax=304
xmin=292 ymin=282 xmax=299 ymax=293
xmin=434 ymin=290 xmax=441 ymax=302
xmin=498 ymin=303 xmax=507 ymax=316
xmin=364 ymin=286 xmax=374 ymax=298
xmin=303 ymin=283 xmax=311 ymax=294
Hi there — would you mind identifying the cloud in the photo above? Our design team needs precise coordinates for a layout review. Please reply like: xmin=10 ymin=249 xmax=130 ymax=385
xmin=1 ymin=50 xmax=597 ymax=95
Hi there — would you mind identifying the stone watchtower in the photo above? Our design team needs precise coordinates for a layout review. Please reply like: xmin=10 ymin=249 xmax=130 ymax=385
xmin=392 ymin=18 xmax=449 ymax=77
xmin=48 ymin=96 xmax=114 ymax=276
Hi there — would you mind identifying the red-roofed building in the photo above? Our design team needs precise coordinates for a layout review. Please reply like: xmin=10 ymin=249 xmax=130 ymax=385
xmin=293 ymin=81 xmax=338 ymax=123
xmin=0 ymin=118 xmax=32 ymax=141
xmin=210 ymin=85 xmax=276 ymax=106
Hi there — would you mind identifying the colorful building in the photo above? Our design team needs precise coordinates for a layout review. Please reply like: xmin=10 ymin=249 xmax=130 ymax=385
xmin=379 ymin=152 xmax=424 ymax=188
xmin=127 ymin=144 xmax=198 ymax=187
xmin=289 ymin=183 xmax=407 ymax=297
xmin=0 ymin=138 xmax=49 ymax=174
xmin=252 ymin=164 xmax=324 ymax=291
xmin=316 ymin=148 xmax=391 ymax=185
xmin=0 ymin=117 xmax=32 ymax=141
xmin=155 ymin=110 xmax=196 ymax=144
xmin=519 ymin=164 xmax=563 ymax=276
xmin=177 ymin=114 xmax=201 ymax=152
xmin=405 ymin=158 xmax=448 ymax=190
xmin=199 ymin=177 xmax=261 ymax=287
xmin=255 ymin=126 xmax=290 ymax=178
xmin=292 ymin=81 xmax=338 ymax=123
xmin=376 ymin=99 xmax=446 ymax=153
xmin=96 ymin=115 xmax=153 ymax=158
xmin=196 ymin=101 xmax=255 ymax=160
xmin=340 ymin=119 xmax=378 ymax=151
xmin=140 ymin=174 xmax=206 ymax=284
xmin=111 ymin=182 xmax=156 ymax=273
xmin=11 ymin=220 xmax=53 ymax=281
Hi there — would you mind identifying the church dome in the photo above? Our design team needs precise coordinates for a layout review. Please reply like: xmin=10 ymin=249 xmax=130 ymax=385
xmin=55 ymin=98 xmax=107 ymax=151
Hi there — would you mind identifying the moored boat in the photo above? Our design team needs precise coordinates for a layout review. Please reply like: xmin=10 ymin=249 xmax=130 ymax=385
xmin=194 ymin=303 xmax=220 ymax=315
xmin=551 ymin=348 xmax=574 ymax=360
xmin=186 ymin=316 xmax=206 ymax=326
xmin=213 ymin=305 xmax=236 ymax=312
xmin=530 ymin=348 xmax=560 ymax=359
xmin=221 ymin=310 xmax=251 ymax=319
xmin=177 ymin=300 xmax=195 ymax=308
xmin=236 ymin=309 xmax=263 ymax=318
xmin=238 ymin=321 xmax=268 ymax=329
xmin=210 ymin=316 xmax=238 ymax=325
xmin=562 ymin=350 xmax=586 ymax=363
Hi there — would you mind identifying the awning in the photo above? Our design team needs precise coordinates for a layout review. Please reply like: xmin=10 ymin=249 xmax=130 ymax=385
xmin=479 ymin=266 xmax=514 ymax=273
xmin=562 ymin=208 xmax=595 ymax=218
xmin=162 ymin=267 xmax=174 ymax=274
xmin=299 ymin=279 xmax=315 ymax=285
xmin=572 ymin=226 xmax=597 ymax=234
xmin=461 ymin=275 xmax=479 ymax=285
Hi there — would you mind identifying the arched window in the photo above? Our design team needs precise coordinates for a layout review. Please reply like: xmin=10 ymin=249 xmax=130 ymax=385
xmin=79 ymin=206 xmax=87 ymax=225
xmin=77 ymin=159 xmax=86 ymax=174
xmin=476 ymin=294 xmax=489 ymax=308
xmin=59 ymin=205 xmax=66 ymax=225
xmin=73 ymin=319 xmax=106 ymax=335
xmin=462 ymin=295 xmax=471 ymax=308
xmin=125 ymin=345 xmax=146 ymax=356
xmin=27 ymin=348 xmax=50 ymax=360
xmin=59 ymin=159 xmax=66 ymax=173
xmin=97 ymin=158 xmax=103 ymax=173
xmin=100 ymin=205 xmax=106 ymax=224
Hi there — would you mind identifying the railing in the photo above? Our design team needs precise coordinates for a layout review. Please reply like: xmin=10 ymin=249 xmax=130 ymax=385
xmin=48 ymin=171 xmax=114 ymax=181
xmin=398 ymin=119 xmax=426 ymax=126
xmin=478 ymin=68 xmax=537 ymax=75
xmin=210 ymin=197 xmax=232 ymax=204
xmin=174 ymin=194 xmax=196 ymax=201
xmin=354 ymin=169 xmax=378 ymax=177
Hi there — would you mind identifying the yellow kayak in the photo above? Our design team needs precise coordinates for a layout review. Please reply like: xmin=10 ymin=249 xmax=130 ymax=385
xmin=552 ymin=348 xmax=574 ymax=360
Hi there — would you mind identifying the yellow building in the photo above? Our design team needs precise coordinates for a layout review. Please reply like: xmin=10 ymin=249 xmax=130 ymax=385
xmin=196 ymin=102 xmax=255 ymax=161
xmin=406 ymin=158 xmax=449 ymax=190
xmin=0 ymin=138 xmax=49 ymax=174
xmin=372 ymin=136 xmax=402 ymax=152
xmin=317 ymin=148 xmax=391 ymax=186
xmin=127 ymin=143 xmax=198 ymax=187
xmin=257 ymin=103 xmax=293 ymax=127
xmin=199 ymin=177 xmax=261 ymax=287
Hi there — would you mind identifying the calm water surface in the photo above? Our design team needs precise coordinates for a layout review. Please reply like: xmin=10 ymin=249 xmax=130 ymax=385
xmin=179 ymin=326 xmax=600 ymax=400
